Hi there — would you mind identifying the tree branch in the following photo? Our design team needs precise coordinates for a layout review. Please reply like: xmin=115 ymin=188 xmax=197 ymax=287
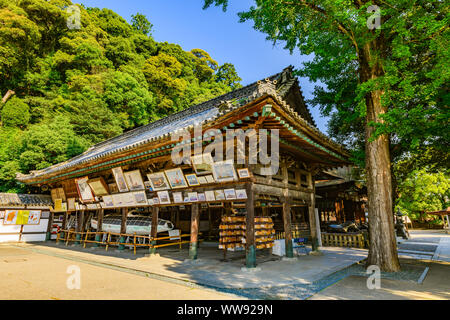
xmin=282 ymin=0 xmax=360 ymax=55
xmin=2 ymin=90 xmax=15 ymax=104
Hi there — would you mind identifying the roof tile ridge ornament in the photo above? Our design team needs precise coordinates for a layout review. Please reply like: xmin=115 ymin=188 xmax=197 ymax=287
xmin=253 ymin=78 xmax=278 ymax=100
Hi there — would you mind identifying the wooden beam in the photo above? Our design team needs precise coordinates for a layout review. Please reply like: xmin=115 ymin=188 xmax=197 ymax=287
xmin=308 ymin=175 xmax=321 ymax=252
xmin=245 ymin=182 xmax=256 ymax=268
xmin=46 ymin=211 xmax=54 ymax=241
xmin=59 ymin=211 xmax=68 ymax=244
xmin=94 ymin=209 xmax=104 ymax=247
xmin=150 ymin=206 xmax=159 ymax=254
xmin=189 ymin=203 xmax=200 ymax=260
xmin=253 ymin=183 xmax=310 ymax=201
xmin=75 ymin=210 xmax=83 ymax=245
xmin=208 ymin=207 xmax=213 ymax=240
xmin=283 ymin=188 xmax=294 ymax=258
xmin=118 ymin=208 xmax=128 ymax=250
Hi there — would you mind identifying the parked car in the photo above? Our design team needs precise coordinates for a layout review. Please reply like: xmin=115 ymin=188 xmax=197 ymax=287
xmin=325 ymin=221 xmax=360 ymax=233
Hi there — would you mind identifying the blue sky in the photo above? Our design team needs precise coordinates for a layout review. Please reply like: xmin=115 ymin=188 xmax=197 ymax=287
xmin=76 ymin=0 xmax=329 ymax=132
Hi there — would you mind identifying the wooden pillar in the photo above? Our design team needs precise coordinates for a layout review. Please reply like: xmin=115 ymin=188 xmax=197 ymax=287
xmin=59 ymin=211 xmax=68 ymax=244
xmin=94 ymin=209 xmax=104 ymax=247
xmin=150 ymin=206 xmax=159 ymax=254
xmin=208 ymin=207 xmax=213 ymax=240
xmin=171 ymin=207 xmax=176 ymax=226
xmin=292 ymin=208 xmax=297 ymax=223
xmin=189 ymin=203 xmax=200 ymax=260
xmin=224 ymin=202 xmax=232 ymax=216
xmin=62 ymin=211 xmax=68 ymax=230
xmin=282 ymin=188 xmax=294 ymax=258
xmin=176 ymin=206 xmax=180 ymax=228
xmin=245 ymin=182 xmax=256 ymax=268
xmin=75 ymin=211 xmax=83 ymax=245
xmin=446 ymin=215 xmax=450 ymax=234
xmin=81 ymin=210 xmax=86 ymax=231
xmin=118 ymin=208 xmax=128 ymax=250
xmin=315 ymin=207 xmax=323 ymax=247
xmin=308 ymin=175 xmax=321 ymax=251
xmin=46 ymin=211 xmax=54 ymax=241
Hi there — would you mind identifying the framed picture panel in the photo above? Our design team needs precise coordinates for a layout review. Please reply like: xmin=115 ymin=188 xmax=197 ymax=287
xmin=185 ymin=174 xmax=200 ymax=187
xmin=211 ymin=160 xmax=238 ymax=182
xmin=124 ymin=170 xmax=145 ymax=191
xmin=87 ymin=177 xmax=109 ymax=196
xmin=75 ymin=176 xmax=95 ymax=203
xmin=164 ymin=168 xmax=188 ymax=189
xmin=112 ymin=167 xmax=129 ymax=192
xmin=147 ymin=172 xmax=170 ymax=191
xmin=191 ymin=153 xmax=214 ymax=175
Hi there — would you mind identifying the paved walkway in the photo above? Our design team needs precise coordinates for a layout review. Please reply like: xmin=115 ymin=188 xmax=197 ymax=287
xmin=10 ymin=242 xmax=367 ymax=290
xmin=311 ymin=229 xmax=450 ymax=300
xmin=3 ymin=229 xmax=448 ymax=300
xmin=0 ymin=245 xmax=238 ymax=300
xmin=310 ymin=260 xmax=450 ymax=300
xmin=433 ymin=235 xmax=450 ymax=262
xmin=397 ymin=229 xmax=450 ymax=261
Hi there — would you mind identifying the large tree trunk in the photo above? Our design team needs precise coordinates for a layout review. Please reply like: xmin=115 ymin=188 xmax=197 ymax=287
xmin=360 ymin=41 xmax=401 ymax=272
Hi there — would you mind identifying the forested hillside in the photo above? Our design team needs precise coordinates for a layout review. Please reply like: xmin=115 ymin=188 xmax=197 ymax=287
xmin=0 ymin=0 xmax=242 ymax=192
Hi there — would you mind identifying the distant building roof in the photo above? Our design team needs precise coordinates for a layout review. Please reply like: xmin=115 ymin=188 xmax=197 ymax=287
xmin=0 ymin=193 xmax=53 ymax=208
xmin=426 ymin=208 xmax=450 ymax=216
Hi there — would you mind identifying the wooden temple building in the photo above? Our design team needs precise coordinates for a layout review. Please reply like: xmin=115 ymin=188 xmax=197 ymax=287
xmin=16 ymin=67 xmax=350 ymax=268
xmin=315 ymin=171 xmax=367 ymax=226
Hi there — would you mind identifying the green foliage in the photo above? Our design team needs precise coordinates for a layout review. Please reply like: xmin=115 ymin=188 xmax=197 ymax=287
xmin=204 ymin=0 xmax=449 ymax=196
xmin=131 ymin=12 xmax=153 ymax=36
xmin=1 ymin=97 xmax=30 ymax=128
xmin=396 ymin=169 xmax=450 ymax=221
xmin=18 ymin=115 xmax=89 ymax=172
xmin=216 ymin=63 xmax=242 ymax=90
xmin=0 ymin=1 xmax=242 ymax=192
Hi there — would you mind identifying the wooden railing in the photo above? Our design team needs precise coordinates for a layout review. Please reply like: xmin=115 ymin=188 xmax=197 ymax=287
xmin=275 ymin=230 xmax=310 ymax=240
xmin=321 ymin=232 xmax=367 ymax=248
xmin=56 ymin=229 xmax=196 ymax=255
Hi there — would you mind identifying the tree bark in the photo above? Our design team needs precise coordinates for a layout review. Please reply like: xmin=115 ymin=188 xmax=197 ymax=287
xmin=360 ymin=41 xmax=401 ymax=272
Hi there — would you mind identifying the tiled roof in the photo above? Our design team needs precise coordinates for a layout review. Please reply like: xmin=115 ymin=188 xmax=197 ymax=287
xmin=0 ymin=193 xmax=53 ymax=208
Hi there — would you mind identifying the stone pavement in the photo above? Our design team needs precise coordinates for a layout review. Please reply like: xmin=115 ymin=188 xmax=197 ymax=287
xmin=433 ymin=236 xmax=450 ymax=262
xmin=0 ymin=245 xmax=238 ymax=300
xmin=397 ymin=229 xmax=450 ymax=261
xmin=309 ymin=259 xmax=450 ymax=300
xmin=310 ymin=229 xmax=450 ymax=300
xmin=10 ymin=241 xmax=367 ymax=290
xmin=4 ymin=229 xmax=448 ymax=300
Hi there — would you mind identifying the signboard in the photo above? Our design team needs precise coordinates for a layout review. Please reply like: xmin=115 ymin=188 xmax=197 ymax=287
xmin=3 ymin=210 xmax=41 ymax=225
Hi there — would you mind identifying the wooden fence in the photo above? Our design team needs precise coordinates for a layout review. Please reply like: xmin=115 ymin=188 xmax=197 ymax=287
xmin=321 ymin=232 xmax=368 ymax=248
xmin=275 ymin=230 xmax=310 ymax=241
xmin=56 ymin=229 xmax=194 ymax=254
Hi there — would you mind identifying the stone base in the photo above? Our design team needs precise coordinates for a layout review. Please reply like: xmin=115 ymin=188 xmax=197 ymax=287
xmin=282 ymin=257 xmax=298 ymax=262
xmin=309 ymin=250 xmax=324 ymax=256
xmin=240 ymin=266 xmax=261 ymax=273
xmin=183 ymin=258 xmax=207 ymax=265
